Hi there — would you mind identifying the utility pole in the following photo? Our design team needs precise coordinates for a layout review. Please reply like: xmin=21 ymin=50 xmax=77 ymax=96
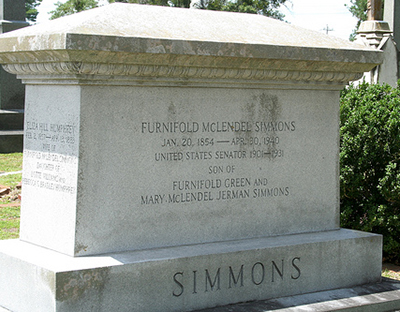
xmin=323 ymin=24 xmax=334 ymax=35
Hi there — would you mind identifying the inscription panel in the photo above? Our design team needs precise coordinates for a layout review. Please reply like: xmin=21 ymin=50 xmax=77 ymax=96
xmin=140 ymin=119 xmax=293 ymax=206
xmin=20 ymin=85 xmax=81 ymax=255
xmin=23 ymin=121 xmax=78 ymax=195
xmin=75 ymin=86 xmax=340 ymax=255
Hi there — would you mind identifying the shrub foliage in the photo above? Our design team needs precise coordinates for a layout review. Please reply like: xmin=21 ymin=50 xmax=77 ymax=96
xmin=340 ymin=82 xmax=400 ymax=264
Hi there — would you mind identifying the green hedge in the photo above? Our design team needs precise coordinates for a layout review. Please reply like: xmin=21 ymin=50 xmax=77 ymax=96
xmin=340 ymin=82 xmax=400 ymax=264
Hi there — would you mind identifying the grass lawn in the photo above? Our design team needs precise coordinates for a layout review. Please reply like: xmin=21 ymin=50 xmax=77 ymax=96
xmin=0 ymin=153 xmax=22 ymax=239
xmin=0 ymin=205 xmax=20 ymax=240
xmin=0 ymin=152 xmax=22 ymax=173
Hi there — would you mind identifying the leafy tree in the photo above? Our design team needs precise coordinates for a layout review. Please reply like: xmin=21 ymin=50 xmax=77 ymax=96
xmin=50 ymin=0 xmax=99 ymax=19
xmin=51 ymin=0 xmax=288 ymax=20
xmin=345 ymin=0 xmax=367 ymax=40
xmin=346 ymin=0 xmax=368 ymax=23
xmin=109 ymin=0 xmax=170 ymax=5
xmin=110 ymin=0 xmax=288 ymax=19
xmin=26 ymin=0 xmax=43 ymax=22
xmin=195 ymin=0 xmax=286 ymax=19
xmin=340 ymin=82 xmax=400 ymax=264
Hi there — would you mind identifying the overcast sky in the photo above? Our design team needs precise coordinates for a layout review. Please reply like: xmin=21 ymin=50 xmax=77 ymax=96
xmin=37 ymin=0 xmax=358 ymax=41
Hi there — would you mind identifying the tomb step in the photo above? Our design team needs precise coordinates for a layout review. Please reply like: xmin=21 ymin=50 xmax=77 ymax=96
xmin=0 ymin=130 xmax=23 ymax=153
xmin=0 ymin=110 xmax=24 ymax=131
xmin=0 ymin=229 xmax=383 ymax=312
xmin=196 ymin=278 xmax=400 ymax=311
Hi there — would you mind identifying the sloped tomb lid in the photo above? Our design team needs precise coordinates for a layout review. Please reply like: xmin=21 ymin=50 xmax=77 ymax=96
xmin=0 ymin=3 xmax=382 ymax=74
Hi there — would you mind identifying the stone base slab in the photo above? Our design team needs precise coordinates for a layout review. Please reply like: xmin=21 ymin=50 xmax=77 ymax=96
xmin=2 ymin=283 xmax=399 ymax=312
xmin=196 ymin=278 xmax=400 ymax=312
xmin=0 ymin=229 xmax=382 ymax=312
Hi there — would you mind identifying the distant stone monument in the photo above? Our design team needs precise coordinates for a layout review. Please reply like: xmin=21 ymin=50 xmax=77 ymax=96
xmin=357 ymin=0 xmax=390 ymax=48
xmin=356 ymin=0 xmax=400 ymax=85
xmin=367 ymin=0 xmax=383 ymax=20
xmin=0 ymin=3 xmax=393 ymax=311
xmin=0 ymin=0 xmax=28 ymax=153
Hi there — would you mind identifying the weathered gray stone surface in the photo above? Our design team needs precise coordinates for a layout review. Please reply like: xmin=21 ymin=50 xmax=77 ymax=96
xmin=19 ymin=84 xmax=347 ymax=256
xmin=196 ymin=278 xmax=400 ymax=312
xmin=0 ymin=3 xmax=385 ymax=311
xmin=376 ymin=35 xmax=399 ymax=86
xmin=0 ymin=3 xmax=382 ymax=257
xmin=0 ymin=230 xmax=383 ymax=312
xmin=0 ymin=4 xmax=381 ymax=76
xmin=0 ymin=3 xmax=382 ymax=49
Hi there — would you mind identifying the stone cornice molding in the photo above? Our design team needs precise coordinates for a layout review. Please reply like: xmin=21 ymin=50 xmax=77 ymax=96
xmin=0 ymin=43 xmax=380 ymax=72
xmin=3 ymin=62 xmax=363 ymax=85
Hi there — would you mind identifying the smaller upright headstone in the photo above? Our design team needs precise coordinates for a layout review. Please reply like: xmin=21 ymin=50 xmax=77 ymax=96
xmin=0 ymin=0 xmax=28 ymax=153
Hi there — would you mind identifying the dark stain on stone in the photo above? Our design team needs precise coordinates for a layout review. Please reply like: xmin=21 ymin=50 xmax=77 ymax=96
xmin=257 ymin=93 xmax=280 ymax=122
xmin=168 ymin=101 xmax=176 ymax=116
xmin=56 ymin=267 xmax=111 ymax=302
xmin=75 ymin=242 xmax=88 ymax=255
